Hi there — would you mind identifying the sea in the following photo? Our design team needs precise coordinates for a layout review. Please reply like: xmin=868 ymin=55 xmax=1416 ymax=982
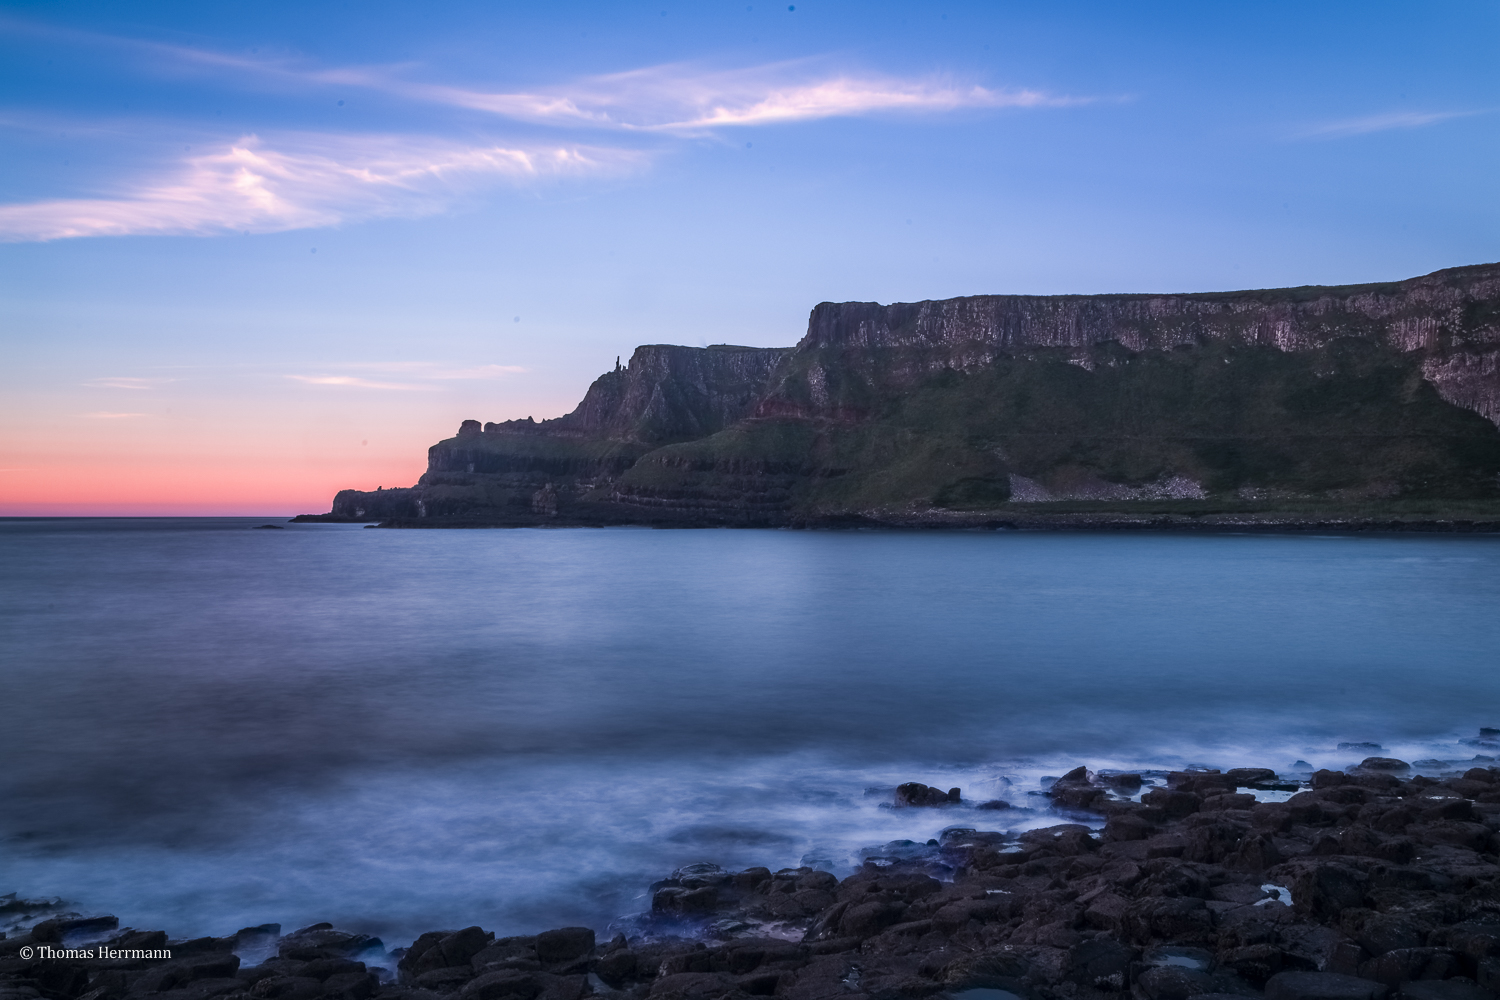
xmin=2 ymin=518 xmax=1499 ymax=948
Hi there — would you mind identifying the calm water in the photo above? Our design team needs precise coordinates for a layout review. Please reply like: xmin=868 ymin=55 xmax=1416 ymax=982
xmin=2 ymin=519 xmax=1498 ymax=943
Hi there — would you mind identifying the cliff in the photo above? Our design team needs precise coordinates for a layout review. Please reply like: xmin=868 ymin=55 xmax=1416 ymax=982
xmin=299 ymin=263 xmax=1500 ymax=529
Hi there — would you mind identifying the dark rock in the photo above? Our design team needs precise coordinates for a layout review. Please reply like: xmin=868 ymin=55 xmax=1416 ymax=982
xmin=1102 ymin=773 xmax=1146 ymax=791
xmin=1360 ymin=759 xmax=1413 ymax=773
xmin=1106 ymin=813 xmax=1158 ymax=843
xmin=320 ymin=972 xmax=377 ymax=1000
xmin=1409 ymin=821 xmax=1491 ymax=852
xmin=30 ymin=961 xmax=91 ymax=998
xmin=1266 ymin=971 xmax=1389 ymax=1000
xmin=277 ymin=928 xmax=380 ymax=962
xmin=593 ymin=950 xmax=637 ymax=988
xmin=249 ymin=975 xmax=322 ymax=1000
xmin=1137 ymin=965 xmax=1219 ymax=1000
xmin=410 ymin=968 xmax=473 ymax=991
xmin=1201 ymin=793 xmax=1257 ymax=812
xmin=1050 ymin=768 xmax=1106 ymax=809
xmin=1143 ymin=789 xmax=1203 ymax=819
xmin=1397 ymin=983 xmax=1492 ymax=1000
xmin=296 ymin=960 xmax=364 ymax=982
xmin=646 ymin=971 xmax=732 ymax=998
xmin=1359 ymin=947 xmax=1461 ymax=986
xmin=109 ymin=930 xmax=170 ymax=953
xmin=1357 ymin=916 xmax=1428 ymax=956
xmin=731 ymin=867 xmax=771 ymax=888
xmin=839 ymin=901 xmax=906 ymax=938
xmin=1067 ymin=936 xmax=1137 ymax=990
xmin=651 ymin=886 xmax=719 ymax=915
xmin=532 ymin=929 xmax=593 ymax=966
xmin=895 ymin=783 xmax=961 ymax=807
xmin=437 ymin=928 xmax=491 ymax=969
xmin=456 ymin=970 xmax=541 ymax=1000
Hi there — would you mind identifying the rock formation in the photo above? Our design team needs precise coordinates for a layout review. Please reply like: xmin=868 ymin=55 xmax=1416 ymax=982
xmin=298 ymin=263 xmax=1500 ymax=529
xmin=7 ymin=754 xmax=1500 ymax=1000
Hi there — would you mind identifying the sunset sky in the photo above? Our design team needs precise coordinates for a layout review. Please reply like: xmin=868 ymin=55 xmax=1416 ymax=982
xmin=2 ymin=1 xmax=1497 ymax=515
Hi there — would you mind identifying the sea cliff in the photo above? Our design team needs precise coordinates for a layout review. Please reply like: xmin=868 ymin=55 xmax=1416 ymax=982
xmin=298 ymin=263 xmax=1500 ymax=529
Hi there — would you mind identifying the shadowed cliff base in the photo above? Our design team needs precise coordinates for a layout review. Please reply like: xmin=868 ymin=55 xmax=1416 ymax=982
xmin=296 ymin=264 xmax=1500 ymax=530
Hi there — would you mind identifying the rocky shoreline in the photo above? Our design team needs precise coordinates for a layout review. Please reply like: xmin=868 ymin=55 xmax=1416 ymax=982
xmin=7 ymin=753 xmax=1500 ymax=1000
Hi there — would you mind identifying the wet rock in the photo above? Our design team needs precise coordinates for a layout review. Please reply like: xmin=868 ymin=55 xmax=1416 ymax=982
xmin=1106 ymin=813 xmax=1159 ymax=843
xmin=1360 ymin=759 xmax=1413 ymax=773
xmin=532 ymin=929 xmax=593 ymax=967
xmin=30 ymin=962 xmax=90 ymax=998
xmin=895 ymin=783 xmax=962 ymax=807
xmin=1202 ymin=793 xmax=1258 ymax=812
xmin=402 ymin=927 xmax=490 ymax=976
xmin=1065 ymin=936 xmax=1136 ymax=990
xmin=1136 ymin=964 xmax=1219 ymax=1000
xmin=646 ymin=971 xmax=731 ymax=998
xmin=1049 ymin=767 xmax=1106 ymax=809
xmin=1144 ymin=789 xmax=1203 ymax=820
xmin=277 ymin=928 xmax=381 ymax=963
xmin=296 ymin=960 xmax=365 ymax=982
xmin=592 ymin=949 xmax=637 ymax=988
xmin=840 ymin=901 xmax=906 ymax=938
xmin=1103 ymin=773 xmax=1146 ymax=791
xmin=322 ymin=972 xmax=378 ymax=1000
xmin=410 ymin=968 xmax=472 ymax=992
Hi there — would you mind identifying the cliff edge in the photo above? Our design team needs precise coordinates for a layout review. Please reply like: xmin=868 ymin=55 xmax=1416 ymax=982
xmin=298 ymin=263 xmax=1500 ymax=529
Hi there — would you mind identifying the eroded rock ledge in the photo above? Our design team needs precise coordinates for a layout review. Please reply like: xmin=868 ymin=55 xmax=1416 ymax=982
xmin=5 ymin=760 xmax=1500 ymax=1000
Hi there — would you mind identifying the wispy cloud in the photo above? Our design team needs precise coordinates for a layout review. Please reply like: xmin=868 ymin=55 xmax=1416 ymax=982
xmin=83 ymin=376 xmax=174 ymax=389
xmin=0 ymin=132 xmax=644 ymax=242
xmin=286 ymin=364 xmax=524 ymax=390
xmin=1295 ymin=109 xmax=1483 ymax=139
xmin=3 ymin=19 xmax=1093 ymax=131
xmin=338 ymin=63 xmax=1093 ymax=131
xmin=287 ymin=375 xmax=435 ymax=391
xmin=0 ymin=18 xmax=1099 ymax=243
xmin=422 ymin=364 xmax=527 ymax=379
xmin=80 ymin=411 xmax=148 ymax=419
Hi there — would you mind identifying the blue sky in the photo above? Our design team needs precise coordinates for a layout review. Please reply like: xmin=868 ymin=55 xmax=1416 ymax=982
xmin=2 ymin=1 xmax=1497 ymax=513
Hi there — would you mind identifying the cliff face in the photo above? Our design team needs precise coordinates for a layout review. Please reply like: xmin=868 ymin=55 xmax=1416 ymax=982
xmin=307 ymin=263 xmax=1500 ymax=528
xmin=758 ymin=263 xmax=1500 ymax=422
xmin=545 ymin=344 xmax=792 ymax=442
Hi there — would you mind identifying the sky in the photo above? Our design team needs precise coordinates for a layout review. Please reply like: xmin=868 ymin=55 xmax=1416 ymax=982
xmin=1 ymin=1 xmax=1497 ymax=515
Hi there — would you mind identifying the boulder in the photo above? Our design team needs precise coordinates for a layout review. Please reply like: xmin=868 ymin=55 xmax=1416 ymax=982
xmin=533 ymin=928 xmax=594 ymax=966
xmin=895 ymin=783 xmax=961 ymax=807
xmin=1360 ymin=758 xmax=1412 ymax=773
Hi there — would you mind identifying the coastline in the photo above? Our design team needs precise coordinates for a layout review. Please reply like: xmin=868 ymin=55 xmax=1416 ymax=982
xmin=291 ymin=504 xmax=1500 ymax=533
xmin=7 ymin=750 xmax=1500 ymax=1000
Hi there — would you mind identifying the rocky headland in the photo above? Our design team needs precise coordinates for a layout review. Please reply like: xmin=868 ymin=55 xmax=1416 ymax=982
xmin=8 ymin=747 xmax=1500 ymax=1000
xmin=296 ymin=263 xmax=1500 ymax=530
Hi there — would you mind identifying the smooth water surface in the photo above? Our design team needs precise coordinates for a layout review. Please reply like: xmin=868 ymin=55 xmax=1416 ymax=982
xmin=2 ymin=519 xmax=1498 ymax=941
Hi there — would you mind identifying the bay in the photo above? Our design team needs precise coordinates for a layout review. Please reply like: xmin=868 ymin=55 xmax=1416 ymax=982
xmin=2 ymin=519 xmax=1497 ymax=942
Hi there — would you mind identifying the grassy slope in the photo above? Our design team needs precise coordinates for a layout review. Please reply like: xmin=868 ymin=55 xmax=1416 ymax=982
xmin=619 ymin=340 xmax=1500 ymax=518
